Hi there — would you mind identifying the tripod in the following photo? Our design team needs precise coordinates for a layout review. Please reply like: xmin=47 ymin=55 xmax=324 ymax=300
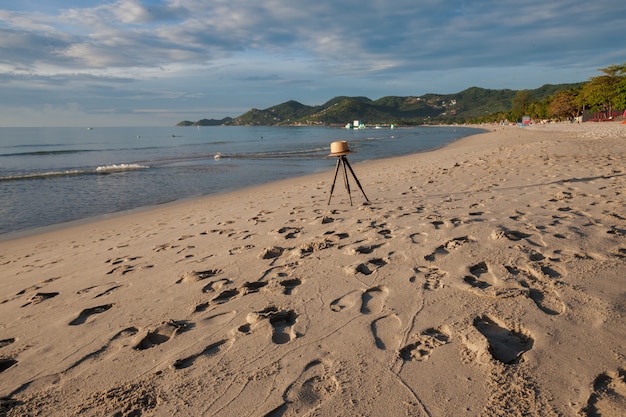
xmin=328 ymin=155 xmax=369 ymax=205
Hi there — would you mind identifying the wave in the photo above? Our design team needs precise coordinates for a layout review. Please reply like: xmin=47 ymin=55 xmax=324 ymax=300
xmin=0 ymin=144 xmax=174 ymax=157
xmin=95 ymin=163 xmax=150 ymax=173
xmin=211 ymin=146 xmax=328 ymax=160
xmin=0 ymin=163 xmax=149 ymax=182
xmin=0 ymin=149 xmax=97 ymax=157
xmin=6 ymin=143 xmax=75 ymax=148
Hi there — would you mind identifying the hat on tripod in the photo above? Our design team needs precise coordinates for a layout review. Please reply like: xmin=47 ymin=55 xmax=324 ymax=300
xmin=328 ymin=140 xmax=353 ymax=157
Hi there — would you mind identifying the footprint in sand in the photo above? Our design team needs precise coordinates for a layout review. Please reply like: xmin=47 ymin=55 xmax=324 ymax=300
xmin=424 ymin=236 xmax=475 ymax=261
xmin=105 ymin=256 xmax=141 ymax=265
xmin=371 ymin=314 xmax=402 ymax=350
xmin=242 ymin=281 xmax=268 ymax=294
xmin=260 ymin=246 xmax=285 ymax=260
xmin=507 ymin=264 xmax=565 ymax=315
xmin=228 ymin=244 xmax=255 ymax=255
xmin=239 ymin=307 xmax=299 ymax=345
xmin=176 ymin=269 xmax=223 ymax=284
xmin=277 ymin=226 xmax=302 ymax=239
xmin=319 ymin=215 xmax=335 ymax=224
xmin=21 ymin=291 xmax=59 ymax=307
xmin=154 ymin=242 xmax=179 ymax=252
xmin=460 ymin=261 xmax=498 ymax=295
xmin=195 ymin=281 xmax=272 ymax=312
xmin=105 ymin=256 xmax=149 ymax=275
xmin=0 ymin=358 xmax=18 ymax=373
xmin=172 ymin=339 xmax=233 ymax=370
xmin=473 ymin=315 xmax=533 ymax=364
xmin=0 ymin=338 xmax=16 ymax=348
xmin=613 ymin=247 xmax=626 ymax=259
xmin=345 ymin=243 xmax=385 ymax=255
xmin=268 ymin=310 xmax=298 ymax=345
xmin=76 ymin=282 xmax=115 ymax=296
xmin=323 ymin=231 xmax=349 ymax=242
xmin=211 ymin=289 xmax=240 ymax=304
xmin=294 ymin=239 xmax=335 ymax=257
xmin=193 ymin=302 xmax=211 ymax=313
xmin=360 ymin=286 xmax=389 ymax=314
xmin=345 ymin=257 xmax=389 ymax=276
xmin=527 ymin=287 xmax=565 ymax=316
xmin=66 ymin=327 xmax=139 ymax=371
xmin=460 ymin=262 xmax=532 ymax=300
xmin=93 ymin=285 xmax=123 ymax=299
xmin=69 ymin=304 xmax=114 ymax=326
xmin=134 ymin=320 xmax=191 ymax=350
xmin=581 ymin=369 xmax=626 ymax=417
xmin=399 ymin=326 xmax=451 ymax=361
xmin=263 ymin=359 xmax=339 ymax=417
xmin=279 ymin=278 xmax=302 ymax=295
xmin=194 ymin=286 xmax=238 ymax=312
xmin=249 ymin=210 xmax=273 ymax=225
xmin=463 ymin=275 xmax=492 ymax=290
xmin=409 ymin=232 xmax=428 ymax=245
xmin=201 ymin=278 xmax=231 ymax=293
xmin=413 ymin=266 xmax=447 ymax=291
xmin=3 ymin=277 xmax=60 ymax=304
xmin=330 ymin=290 xmax=361 ymax=312
xmin=491 ymin=227 xmax=532 ymax=242
xmin=330 ymin=286 xmax=389 ymax=315
xmin=352 ymin=263 xmax=374 ymax=275
xmin=469 ymin=261 xmax=489 ymax=277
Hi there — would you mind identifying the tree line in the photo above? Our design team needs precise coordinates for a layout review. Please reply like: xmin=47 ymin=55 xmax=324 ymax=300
xmin=472 ymin=63 xmax=626 ymax=123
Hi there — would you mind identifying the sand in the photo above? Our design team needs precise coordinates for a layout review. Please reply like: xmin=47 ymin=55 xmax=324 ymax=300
xmin=1 ymin=122 xmax=625 ymax=417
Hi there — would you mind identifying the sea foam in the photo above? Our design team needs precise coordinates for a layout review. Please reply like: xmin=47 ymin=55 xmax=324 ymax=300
xmin=95 ymin=163 xmax=149 ymax=173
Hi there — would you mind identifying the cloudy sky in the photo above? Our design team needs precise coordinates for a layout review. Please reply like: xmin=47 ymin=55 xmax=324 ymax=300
xmin=1 ymin=0 xmax=624 ymax=127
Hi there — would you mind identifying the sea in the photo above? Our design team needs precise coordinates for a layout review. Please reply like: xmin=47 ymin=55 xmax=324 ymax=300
xmin=0 ymin=125 xmax=484 ymax=237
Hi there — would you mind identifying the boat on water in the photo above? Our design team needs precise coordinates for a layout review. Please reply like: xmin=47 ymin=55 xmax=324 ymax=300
xmin=345 ymin=120 xmax=395 ymax=129
xmin=345 ymin=120 xmax=366 ymax=129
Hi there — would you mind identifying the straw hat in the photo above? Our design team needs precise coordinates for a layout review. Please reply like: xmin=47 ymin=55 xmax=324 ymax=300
xmin=328 ymin=140 xmax=353 ymax=157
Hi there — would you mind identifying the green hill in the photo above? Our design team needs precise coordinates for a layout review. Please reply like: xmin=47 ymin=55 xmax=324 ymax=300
xmin=176 ymin=117 xmax=233 ymax=126
xmin=179 ymin=83 xmax=584 ymax=126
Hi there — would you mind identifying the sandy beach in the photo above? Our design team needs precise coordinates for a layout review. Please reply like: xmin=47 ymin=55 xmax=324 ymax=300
xmin=1 ymin=122 xmax=625 ymax=416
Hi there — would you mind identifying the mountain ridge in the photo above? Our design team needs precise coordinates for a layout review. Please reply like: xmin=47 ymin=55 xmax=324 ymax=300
xmin=177 ymin=83 xmax=583 ymax=126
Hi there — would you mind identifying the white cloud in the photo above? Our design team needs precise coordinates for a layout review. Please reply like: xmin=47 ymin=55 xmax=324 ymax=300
xmin=0 ymin=0 xmax=625 ymax=126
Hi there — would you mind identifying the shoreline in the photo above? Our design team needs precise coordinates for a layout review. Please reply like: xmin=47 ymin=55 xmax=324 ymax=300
xmin=0 ymin=128 xmax=482 ymax=243
xmin=1 ymin=122 xmax=624 ymax=416
xmin=0 ymin=124 xmax=484 ymax=241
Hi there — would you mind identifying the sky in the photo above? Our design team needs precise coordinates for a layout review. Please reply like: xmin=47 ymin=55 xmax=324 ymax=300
xmin=1 ymin=1 xmax=625 ymax=127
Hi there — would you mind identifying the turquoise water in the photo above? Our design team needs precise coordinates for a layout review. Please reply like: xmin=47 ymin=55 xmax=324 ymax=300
xmin=0 ymin=125 xmax=483 ymax=235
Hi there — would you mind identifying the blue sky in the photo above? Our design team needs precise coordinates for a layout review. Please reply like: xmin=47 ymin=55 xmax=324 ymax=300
xmin=1 ymin=0 xmax=624 ymax=126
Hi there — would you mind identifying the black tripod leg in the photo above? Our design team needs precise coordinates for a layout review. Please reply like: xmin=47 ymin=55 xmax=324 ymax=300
xmin=344 ymin=158 xmax=370 ymax=202
xmin=341 ymin=157 xmax=353 ymax=206
xmin=328 ymin=157 xmax=341 ymax=204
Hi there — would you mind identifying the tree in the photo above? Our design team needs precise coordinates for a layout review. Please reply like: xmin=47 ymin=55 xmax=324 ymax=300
xmin=511 ymin=90 xmax=531 ymax=121
xmin=580 ymin=63 xmax=626 ymax=117
xmin=527 ymin=98 xmax=551 ymax=120
xmin=549 ymin=89 xmax=581 ymax=120
xmin=615 ymin=77 xmax=626 ymax=111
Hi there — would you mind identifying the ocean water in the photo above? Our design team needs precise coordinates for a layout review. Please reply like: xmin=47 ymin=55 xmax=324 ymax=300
xmin=0 ymin=125 xmax=483 ymax=236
